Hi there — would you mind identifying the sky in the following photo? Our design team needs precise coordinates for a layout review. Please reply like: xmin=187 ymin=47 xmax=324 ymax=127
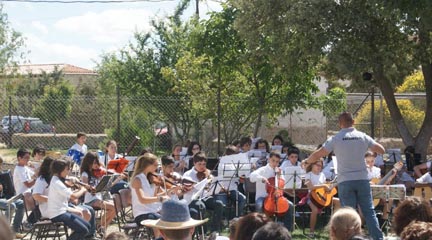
xmin=3 ymin=0 xmax=222 ymax=70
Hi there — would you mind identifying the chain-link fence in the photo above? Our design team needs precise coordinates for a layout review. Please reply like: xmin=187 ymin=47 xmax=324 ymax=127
xmin=0 ymin=92 xmax=426 ymax=156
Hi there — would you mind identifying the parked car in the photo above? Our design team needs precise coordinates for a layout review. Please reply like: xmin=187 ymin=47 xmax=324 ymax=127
xmin=1 ymin=115 xmax=54 ymax=137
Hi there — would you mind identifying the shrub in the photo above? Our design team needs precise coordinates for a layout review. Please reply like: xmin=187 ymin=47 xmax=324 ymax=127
xmin=355 ymin=99 xmax=424 ymax=138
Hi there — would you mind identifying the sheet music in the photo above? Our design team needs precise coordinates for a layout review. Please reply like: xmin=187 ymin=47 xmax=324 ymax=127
xmin=125 ymin=156 xmax=137 ymax=172
xmin=191 ymin=178 xmax=211 ymax=201
xmin=219 ymin=153 xmax=249 ymax=164
xmin=283 ymin=166 xmax=304 ymax=189
xmin=271 ymin=145 xmax=282 ymax=152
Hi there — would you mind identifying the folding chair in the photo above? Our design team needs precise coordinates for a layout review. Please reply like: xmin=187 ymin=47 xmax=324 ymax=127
xmin=243 ymin=178 xmax=256 ymax=213
xmin=22 ymin=192 xmax=68 ymax=240
xmin=117 ymin=188 xmax=154 ymax=240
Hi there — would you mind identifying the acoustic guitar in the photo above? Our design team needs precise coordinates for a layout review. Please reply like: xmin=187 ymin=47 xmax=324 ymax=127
xmin=371 ymin=161 xmax=403 ymax=207
xmin=413 ymin=182 xmax=432 ymax=200
xmin=309 ymin=183 xmax=338 ymax=209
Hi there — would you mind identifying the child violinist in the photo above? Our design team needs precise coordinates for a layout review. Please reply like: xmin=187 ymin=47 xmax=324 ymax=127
xmin=80 ymin=152 xmax=116 ymax=238
xmin=47 ymin=159 xmax=90 ymax=240
xmin=33 ymin=156 xmax=98 ymax=239
xmin=131 ymin=153 xmax=180 ymax=238
xmin=303 ymin=158 xmax=331 ymax=237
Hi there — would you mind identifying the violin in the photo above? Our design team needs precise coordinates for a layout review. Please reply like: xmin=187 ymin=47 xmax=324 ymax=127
xmin=147 ymin=172 xmax=178 ymax=190
xmin=197 ymin=170 xmax=211 ymax=181
xmin=62 ymin=177 xmax=96 ymax=193
xmin=93 ymin=167 xmax=108 ymax=179
xmin=263 ymin=167 xmax=290 ymax=217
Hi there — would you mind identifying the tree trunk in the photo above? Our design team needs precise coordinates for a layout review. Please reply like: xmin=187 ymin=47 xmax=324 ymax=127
xmin=415 ymin=63 xmax=432 ymax=160
xmin=374 ymin=65 xmax=415 ymax=147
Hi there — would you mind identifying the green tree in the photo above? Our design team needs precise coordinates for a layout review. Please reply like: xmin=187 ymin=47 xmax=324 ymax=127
xmin=233 ymin=0 xmax=432 ymax=159
xmin=167 ymin=4 xmax=317 ymax=140
xmin=0 ymin=4 xmax=24 ymax=73
xmin=96 ymin=0 xmax=199 ymax=143
xmin=32 ymin=81 xmax=73 ymax=126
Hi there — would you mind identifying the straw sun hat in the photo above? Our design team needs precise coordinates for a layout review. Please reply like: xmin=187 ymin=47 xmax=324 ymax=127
xmin=142 ymin=199 xmax=208 ymax=230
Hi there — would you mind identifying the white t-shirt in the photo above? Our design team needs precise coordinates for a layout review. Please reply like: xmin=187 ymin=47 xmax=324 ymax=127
xmin=99 ymin=153 xmax=122 ymax=166
xmin=13 ymin=165 xmax=34 ymax=194
xmin=416 ymin=172 xmax=432 ymax=184
xmin=131 ymin=173 xmax=161 ymax=218
xmin=280 ymin=159 xmax=300 ymax=170
xmin=47 ymin=176 xmax=73 ymax=219
xmin=366 ymin=166 xmax=381 ymax=180
xmin=32 ymin=177 xmax=49 ymax=218
xmin=182 ymin=168 xmax=218 ymax=203
xmin=70 ymin=143 xmax=88 ymax=155
xmin=250 ymin=165 xmax=286 ymax=200
xmin=81 ymin=172 xmax=102 ymax=204
xmin=304 ymin=172 xmax=326 ymax=187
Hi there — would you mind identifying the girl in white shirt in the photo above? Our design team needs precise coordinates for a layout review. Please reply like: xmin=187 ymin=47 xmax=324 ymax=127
xmin=33 ymin=157 xmax=98 ymax=238
xmin=47 ymin=159 xmax=90 ymax=240
xmin=304 ymin=159 xmax=329 ymax=237
xmin=131 ymin=153 xmax=177 ymax=238
xmin=80 ymin=152 xmax=116 ymax=237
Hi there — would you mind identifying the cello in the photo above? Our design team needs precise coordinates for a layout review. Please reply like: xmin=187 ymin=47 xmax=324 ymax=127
xmin=263 ymin=167 xmax=290 ymax=217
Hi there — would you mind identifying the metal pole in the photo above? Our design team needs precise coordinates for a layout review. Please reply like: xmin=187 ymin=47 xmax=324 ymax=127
xmin=116 ymin=85 xmax=121 ymax=150
xmin=195 ymin=0 xmax=199 ymax=17
xmin=371 ymin=87 xmax=375 ymax=138
xmin=217 ymin=83 xmax=221 ymax=157
xmin=379 ymin=91 xmax=384 ymax=139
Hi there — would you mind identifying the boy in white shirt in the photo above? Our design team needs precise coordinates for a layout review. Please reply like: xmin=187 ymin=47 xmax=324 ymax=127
xmin=13 ymin=148 xmax=36 ymax=195
xmin=69 ymin=132 xmax=88 ymax=165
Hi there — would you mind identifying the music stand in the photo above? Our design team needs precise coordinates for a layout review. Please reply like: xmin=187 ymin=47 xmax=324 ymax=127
xmin=220 ymin=163 xmax=252 ymax=217
xmin=283 ymin=166 xmax=305 ymax=231
xmin=219 ymin=153 xmax=251 ymax=217
xmin=371 ymin=184 xmax=406 ymax=234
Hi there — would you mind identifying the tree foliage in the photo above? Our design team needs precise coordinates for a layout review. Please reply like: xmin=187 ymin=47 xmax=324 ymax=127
xmin=0 ymin=4 xmax=24 ymax=73
xmin=233 ymin=0 xmax=432 ymax=158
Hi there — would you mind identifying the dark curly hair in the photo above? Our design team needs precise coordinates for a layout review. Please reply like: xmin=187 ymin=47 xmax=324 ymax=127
xmin=392 ymin=197 xmax=432 ymax=236
xmin=234 ymin=212 xmax=270 ymax=240
xmin=400 ymin=221 xmax=432 ymax=240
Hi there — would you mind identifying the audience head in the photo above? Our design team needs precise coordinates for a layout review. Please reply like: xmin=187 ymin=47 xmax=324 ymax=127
xmin=0 ymin=216 xmax=13 ymax=240
xmin=251 ymin=222 xmax=291 ymax=240
xmin=400 ymin=221 xmax=432 ymax=240
xmin=234 ymin=212 xmax=270 ymax=240
xmin=143 ymin=200 xmax=207 ymax=240
xmin=228 ymin=217 xmax=239 ymax=240
xmin=328 ymin=207 xmax=362 ymax=240
xmin=392 ymin=197 xmax=432 ymax=236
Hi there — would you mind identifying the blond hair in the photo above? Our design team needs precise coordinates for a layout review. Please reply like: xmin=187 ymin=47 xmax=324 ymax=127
xmin=328 ymin=207 xmax=362 ymax=240
xmin=132 ymin=153 xmax=158 ymax=179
